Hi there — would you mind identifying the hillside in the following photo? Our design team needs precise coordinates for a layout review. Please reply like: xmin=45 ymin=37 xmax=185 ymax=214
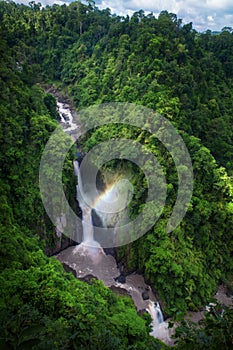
xmin=0 ymin=1 xmax=233 ymax=349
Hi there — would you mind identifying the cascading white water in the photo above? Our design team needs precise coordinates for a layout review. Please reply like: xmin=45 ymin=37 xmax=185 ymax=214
xmin=57 ymin=101 xmax=77 ymax=131
xmin=78 ymin=197 xmax=94 ymax=244
xmin=75 ymin=160 xmax=101 ymax=248
xmin=146 ymin=300 xmax=171 ymax=341
xmin=58 ymin=99 xmax=131 ymax=246
xmin=56 ymin=97 xmax=173 ymax=344
xmin=155 ymin=302 xmax=164 ymax=324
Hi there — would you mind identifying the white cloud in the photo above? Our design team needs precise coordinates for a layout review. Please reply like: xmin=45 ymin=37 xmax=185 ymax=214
xmin=97 ymin=0 xmax=233 ymax=31
xmin=206 ymin=0 xmax=232 ymax=10
xmin=15 ymin=0 xmax=233 ymax=31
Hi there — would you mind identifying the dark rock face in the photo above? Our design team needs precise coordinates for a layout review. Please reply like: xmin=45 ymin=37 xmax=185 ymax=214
xmin=138 ymin=309 xmax=148 ymax=316
xmin=92 ymin=209 xmax=103 ymax=228
xmin=110 ymin=285 xmax=129 ymax=296
xmin=46 ymin=237 xmax=76 ymax=257
xmin=76 ymin=151 xmax=85 ymax=165
xmin=62 ymin=263 xmax=77 ymax=277
xmin=142 ymin=291 xmax=150 ymax=300
xmin=104 ymin=247 xmax=117 ymax=257
xmin=117 ymin=261 xmax=125 ymax=274
xmin=115 ymin=274 xmax=126 ymax=284
xmin=79 ymin=274 xmax=98 ymax=284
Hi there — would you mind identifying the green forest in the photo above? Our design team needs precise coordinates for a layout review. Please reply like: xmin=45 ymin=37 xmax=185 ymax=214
xmin=0 ymin=0 xmax=233 ymax=348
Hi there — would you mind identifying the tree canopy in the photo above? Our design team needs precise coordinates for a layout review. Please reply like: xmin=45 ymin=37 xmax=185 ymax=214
xmin=0 ymin=1 xmax=232 ymax=348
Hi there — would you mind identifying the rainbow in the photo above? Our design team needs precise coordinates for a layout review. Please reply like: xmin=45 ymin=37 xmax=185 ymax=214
xmin=92 ymin=180 xmax=121 ymax=212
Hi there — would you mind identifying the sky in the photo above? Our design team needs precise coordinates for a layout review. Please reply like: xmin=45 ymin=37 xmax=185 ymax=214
xmin=17 ymin=0 xmax=233 ymax=32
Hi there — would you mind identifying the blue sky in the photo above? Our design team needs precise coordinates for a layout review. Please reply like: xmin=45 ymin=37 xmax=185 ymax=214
xmin=17 ymin=0 xmax=233 ymax=31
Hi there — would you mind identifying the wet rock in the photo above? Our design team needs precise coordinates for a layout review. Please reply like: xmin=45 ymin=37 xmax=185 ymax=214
xmin=104 ymin=247 xmax=116 ymax=257
xmin=117 ymin=261 xmax=125 ymax=274
xmin=62 ymin=263 xmax=77 ymax=277
xmin=79 ymin=274 xmax=97 ymax=284
xmin=76 ymin=151 xmax=85 ymax=165
xmin=115 ymin=274 xmax=126 ymax=283
xmin=142 ymin=291 xmax=150 ymax=300
xmin=110 ymin=285 xmax=129 ymax=296
xmin=46 ymin=237 xmax=76 ymax=256
xmin=92 ymin=209 xmax=104 ymax=227
xmin=138 ymin=309 xmax=148 ymax=316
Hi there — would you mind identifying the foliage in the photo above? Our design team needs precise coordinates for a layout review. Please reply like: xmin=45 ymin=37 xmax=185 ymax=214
xmin=0 ymin=1 xmax=233 ymax=348
xmin=0 ymin=4 xmax=161 ymax=348
xmin=174 ymin=304 xmax=233 ymax=349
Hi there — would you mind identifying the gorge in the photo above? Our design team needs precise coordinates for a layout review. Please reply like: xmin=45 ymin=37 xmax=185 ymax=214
xmin=54 ymin=95 xmax=173 ymax=344
xmin=1 ymin=2 xmax=233 ymax=348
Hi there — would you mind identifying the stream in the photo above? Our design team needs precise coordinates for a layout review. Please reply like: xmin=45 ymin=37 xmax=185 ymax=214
xmin=53 ymin=96 xmax=173 ymax=344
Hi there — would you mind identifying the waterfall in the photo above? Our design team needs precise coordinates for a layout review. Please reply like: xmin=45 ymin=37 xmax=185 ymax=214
xmin=75 ymin=163 xmax=126 ymax=247
xmin=56 ymin=99 xmax=98 ymax=248
xmin=57 ymin=101 xmax=77 ymax=132
xmin=80 ymin=206 xmax=95 ymax=245
xmin=55 ymin=97 xmax=172 ymax=344
xmin=155 ymin=302 xmax=164 ymax=324
xmin=76 ymin=182 xmax=92 ymax=243
xmin=147 ymin=301 xmax=160 ymax=329
xmin=146 ymin=300 xmax=171 ymax=341
xmin=75 ymin=160 xmax=101 ymax=248
xmin=57 ymin=98 xmax=132 ymax=247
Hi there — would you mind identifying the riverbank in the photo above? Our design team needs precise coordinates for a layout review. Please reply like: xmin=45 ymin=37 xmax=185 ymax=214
xmin=56 ymin=244 xmax=174 ymax=345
